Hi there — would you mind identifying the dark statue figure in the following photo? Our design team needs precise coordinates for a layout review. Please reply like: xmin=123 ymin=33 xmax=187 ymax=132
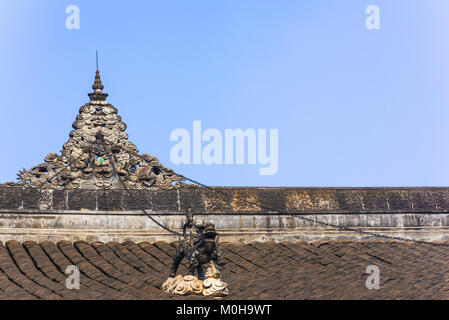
xmin=162 ymin=208 xmax=228 ymax=296
xmin=169 ymin=208 xmax=223 ymax=279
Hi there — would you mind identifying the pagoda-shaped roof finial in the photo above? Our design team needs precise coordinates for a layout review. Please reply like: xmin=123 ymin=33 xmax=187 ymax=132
xmin=88 ymin=51 xmax=108 ymax=101
xmin=15 ymin=58 xmax=186 ymax=190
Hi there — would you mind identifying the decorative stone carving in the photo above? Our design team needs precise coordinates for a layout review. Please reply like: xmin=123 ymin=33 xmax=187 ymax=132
xmin=201 ymin=261 xmax=229 ymax=297
xmin=162 ymin=262 xmax=229 ymax=297
xmin=16 ymin=70 xmax=186 ymax=190
xmin=162 ymin=275 xmax=204 ymax=296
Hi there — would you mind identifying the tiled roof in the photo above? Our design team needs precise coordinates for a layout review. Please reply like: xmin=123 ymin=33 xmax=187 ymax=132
xmin=0 ymin=240 xmax=447 ymax=299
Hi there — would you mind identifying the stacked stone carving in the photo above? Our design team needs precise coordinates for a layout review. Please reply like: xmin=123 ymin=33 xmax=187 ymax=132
xmin=16 ymin=70 xmax=185 ymax=190
xmin=162 ymin=261 xmax=229 ymax=297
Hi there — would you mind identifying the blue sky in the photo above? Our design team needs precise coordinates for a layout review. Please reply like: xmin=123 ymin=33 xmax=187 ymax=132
xmin=0 ymin=0 xmax=448 ymax=187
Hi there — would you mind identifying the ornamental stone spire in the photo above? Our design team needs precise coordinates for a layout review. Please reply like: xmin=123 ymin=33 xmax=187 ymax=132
xmin=88 ymin=69 xmax=108 ymax=102
xmin=17 ymin=68 xmax=185 ymax=190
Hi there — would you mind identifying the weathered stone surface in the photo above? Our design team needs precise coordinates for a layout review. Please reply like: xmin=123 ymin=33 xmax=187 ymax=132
xmin=0 ymin=187 xmax=22 ymax=209
xmin=386 ymin=190 xmax=412 ymax=210
xmin=22 ymin=188 xmax=42 ymax=210
xmin=410 ymin=190 xmax=437 ymax=210
xmin=68 ymin=190 xmax=96 ymax=210
xmin=257 ymin=189 xmax=286 ymax=213
xmin=362 ymin=190 xmax=388 ymax=211
xmin=151 ymin=190 xmax=179 ymax=212
xmin=97 ymin=190 xmax=123 ymax=211
xmin=1 ymin=186 xmax=448 ymax=214
xmin=231 ymin=189 xmax=260 ymax=213
xmin=179 ymin=187 xmax=206 ymax=213
xmin=432 ymin=189 xmax=449 ymax=211
xmin=23 ymin=189 xmax=52 ymax=210
xmin=336 ymin=190 xmax=364 ymax=211
xmin=52 ymin=190 xmax=67 ymax=211
xmin=122 ymin=189 xmax=151 ymax=211
xmin=309 ymin=190 xmax=339 ymax=211
xmin=285 ymin=190 xmax=314 ymax=212
xmin=204 ymin=188 xmax=233 ymax=213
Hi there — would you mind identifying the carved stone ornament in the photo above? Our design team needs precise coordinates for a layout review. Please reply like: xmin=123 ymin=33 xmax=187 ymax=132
xmin=16 ymin=70 xmax=186 ymax=190
xmin=162 ymin=261 xmax=229 ymax=297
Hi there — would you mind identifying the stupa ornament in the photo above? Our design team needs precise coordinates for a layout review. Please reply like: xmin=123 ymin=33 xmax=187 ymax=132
xmin=17 ymin=69 xmax=185 ymax=190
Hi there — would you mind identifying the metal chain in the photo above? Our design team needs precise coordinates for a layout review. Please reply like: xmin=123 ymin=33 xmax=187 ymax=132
xmin=99 ymin=141 xmax=182 ymax=236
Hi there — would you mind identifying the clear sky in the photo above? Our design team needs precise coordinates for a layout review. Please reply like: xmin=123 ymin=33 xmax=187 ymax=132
xmin=0 ymin=0 xmax=448 ymax=187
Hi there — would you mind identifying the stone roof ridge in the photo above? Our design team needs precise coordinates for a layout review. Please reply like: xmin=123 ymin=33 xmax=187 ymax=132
xmin=15 ymin=69 xmax=186 ymax=190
